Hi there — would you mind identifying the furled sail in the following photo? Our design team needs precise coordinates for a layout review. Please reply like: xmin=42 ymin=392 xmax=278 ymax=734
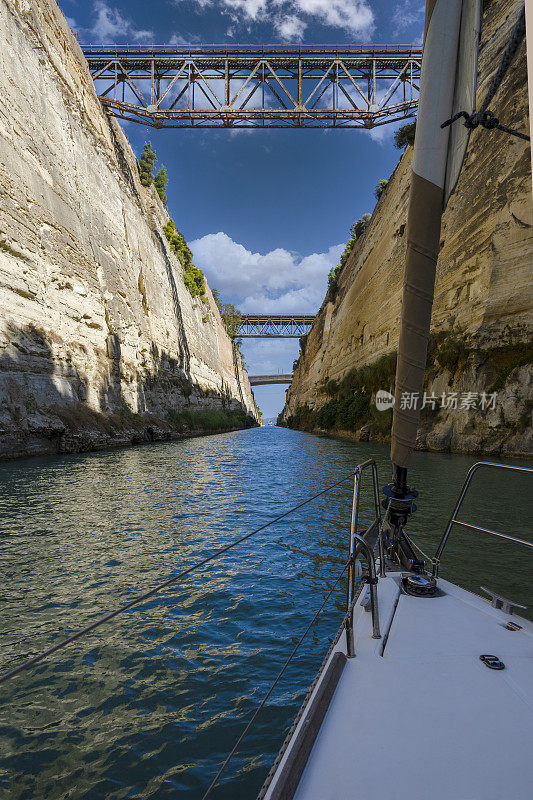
xmin=390 ymin=0 xmax=481 ymax=472
xmin=445 ymin=0 xmax=482 ymax=204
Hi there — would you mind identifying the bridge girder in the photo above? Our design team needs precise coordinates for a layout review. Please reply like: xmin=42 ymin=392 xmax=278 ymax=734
xmin=249 ymin=374 xmax=293 ymax=386
xmin=237 ymin=315 xmax=315 ymax=338
xmin=82 ymin=46 xmax=421 ymax=129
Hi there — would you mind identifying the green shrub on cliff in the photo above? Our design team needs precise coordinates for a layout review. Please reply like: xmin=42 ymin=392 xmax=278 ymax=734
xmin=328 ymin=215 xmax=371 ymax=298
xmin=286 ymin=353 xmax=396 ymax=436
xmin=139 ymin=141 xmax=157 ymax=187
xmin=487 ymin=339 xmax=533 ymax=392
xmin=350 ymin=214 xmax=371 ymax=238
xmin=394 ymin=121 xmax=416 ymax=149
xmin=212 ymin=289 xmax=243 ymax=340
xmin=139 ymin=143 xmax=168 ymax=204
xmin=375 ymin=179 xmax=389 ymax=199
xmin=166 ymin=407 xmax=256 ymax=432
xmin=163 ymin=219 xmax=206 ymax=298
xmin=154 ymin=166 xmax=168 ymax=204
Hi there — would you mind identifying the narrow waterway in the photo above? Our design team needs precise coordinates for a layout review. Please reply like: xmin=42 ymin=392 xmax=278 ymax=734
xmin=0 ymin=427 xmax=531 ymax=800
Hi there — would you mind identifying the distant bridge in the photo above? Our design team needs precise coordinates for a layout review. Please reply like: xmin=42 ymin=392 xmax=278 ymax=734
xmin=83 ymin=45 xmax=421 ymax=129
xmin=238 ymin=314 xmax=315 ymax=338
xmin=249 ymin=374 xmax=293 ymax=386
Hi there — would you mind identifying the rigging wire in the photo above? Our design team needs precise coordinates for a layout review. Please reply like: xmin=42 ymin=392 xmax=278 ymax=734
xmin=0 ymin=471 xmax=356 ymax=687
xmin=200 ymin=559 xmax=351 ymax=800
xmin=403 ymin=531 xmax=438 ymax=567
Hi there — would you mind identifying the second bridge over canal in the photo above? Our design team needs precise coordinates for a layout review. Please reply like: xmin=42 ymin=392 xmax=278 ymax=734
xmin=249 ymin=374 xmax=293 ymax=386
xmin=237 ymin=315 xmax=315 ymax=338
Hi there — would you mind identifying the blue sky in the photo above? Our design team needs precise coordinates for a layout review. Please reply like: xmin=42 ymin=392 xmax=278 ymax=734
xmin=59 ymin=0 xmax=424 ymax=418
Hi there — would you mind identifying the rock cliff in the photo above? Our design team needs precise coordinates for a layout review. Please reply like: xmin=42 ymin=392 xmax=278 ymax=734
xmin=0 ymin=0 xmax=258 ymax=459
xmin=282 ymin=0 xmax=532 ymax=458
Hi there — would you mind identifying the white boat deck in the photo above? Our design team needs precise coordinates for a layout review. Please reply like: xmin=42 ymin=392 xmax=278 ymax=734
xmin=262 ymin=573 xmax=533 ymax=800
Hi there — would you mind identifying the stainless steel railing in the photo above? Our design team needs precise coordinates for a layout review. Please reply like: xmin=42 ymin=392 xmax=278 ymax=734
xmin=345 ymin=460 xmax=382 ymax=657
xmin=433 ymin=461 xmax=533 ymax=578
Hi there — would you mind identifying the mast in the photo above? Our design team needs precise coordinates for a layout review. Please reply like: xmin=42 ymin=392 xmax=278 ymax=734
xmin=385 ymin=0 xmax=481 ymax=571
xmin=390 ymin=0 xmax=472 ymax=494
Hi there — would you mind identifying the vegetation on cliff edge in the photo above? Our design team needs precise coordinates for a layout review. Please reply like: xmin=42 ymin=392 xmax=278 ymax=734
xmin=327 ymin=214 xmax=371 ymax=298
xmin=166 ymin=407 xmax=256 ymax=433
xmin=394 ymin=121 xmax=416 ymax=149
xmin=281 ymin=352 xmax=396 ymax=436
xmin=139 ymin=141 xmax=168 ymax=204
xmin=280 ymin=334 xmax=533 ymax=439
xmin=163 ymin=219 xmax=206 ymax=298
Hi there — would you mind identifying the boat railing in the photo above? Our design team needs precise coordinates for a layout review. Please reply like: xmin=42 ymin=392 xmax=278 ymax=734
xmin=433 ymin=461 xmax=533 ymax=579
xmin=345 ymin=459 xmax=382 ymax=656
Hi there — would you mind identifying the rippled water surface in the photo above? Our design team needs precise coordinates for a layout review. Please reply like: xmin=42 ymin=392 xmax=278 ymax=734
xmin=0 ymin=428 xmax=531 ymax=799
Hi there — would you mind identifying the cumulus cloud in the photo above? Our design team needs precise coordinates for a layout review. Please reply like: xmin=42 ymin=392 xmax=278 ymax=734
xmin=81 ymin=1 xmax=153 ymax=44
xmin=288 ymin=0 xmax=374 ymax=36
xmin=174 ymin=0 xmax=374 ymax=41
xmin=274 ymin=14 xmax=307 ymax=41
xmin=190 ymin=231 xmax=343 ymax=313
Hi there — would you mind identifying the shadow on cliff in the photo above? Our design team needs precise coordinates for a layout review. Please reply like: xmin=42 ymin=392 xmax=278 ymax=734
xmin=153 ymin=229 xmax=191 ymax=374
xmin=0 ymin=324 xmax=254 ymax=459
xmin=0 ymin=324 xmax=92 ymax=455
xmin=99 ymin=332 xmax=123 ymax=412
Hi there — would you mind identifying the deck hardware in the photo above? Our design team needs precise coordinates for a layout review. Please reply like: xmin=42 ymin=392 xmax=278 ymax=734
xmin=360 ymin=587 xmax=371 ymax=611
xmin=480 ymin=654 xmax=505 ymax=670
xmin=401 ymin=574 xmax=438 ymax=597
xmin=480 ymin=587 xmax=528 ymax=616
xmin=505 ymin=621 xmax=522 ymax=631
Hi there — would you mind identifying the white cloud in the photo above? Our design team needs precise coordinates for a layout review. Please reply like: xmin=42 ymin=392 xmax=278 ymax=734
xmin=66 ymin=15 xmax=79 ymax=34
xmin=241 ymin=338 xmax=300 ymax=374
xmin=87 ymin=2 xmax=153 ymax=44
xmin=222 ymin=0 xmax=269 ymax=21
xmin=391 ymin=1 xmax=425 ymax=34
xmin=191 ymin=231 xmax=344 ymax=313
xmin=287 ymin=0 xmax=374 ymax=36
xmin=168 ymin=32 xmax=202 ymax=45
xmin=274 ymin=14 xmax=307 ymax=41
xmin=173 ymin=0 xmax=374 ymax=41
xmin=367 ymin=123 xmax=395 ymax=145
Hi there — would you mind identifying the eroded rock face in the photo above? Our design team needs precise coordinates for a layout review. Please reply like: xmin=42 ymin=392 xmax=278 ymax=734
xmin=0 ymin=0 xmax=258 ymax=459
xmin=282 ymin=0 xmax=532 ymax=457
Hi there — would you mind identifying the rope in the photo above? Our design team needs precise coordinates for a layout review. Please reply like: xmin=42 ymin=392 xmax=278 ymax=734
xmin=403 ymin=531 xmax=432 ymax=562
xmin=0 ymin=472 xmax=356 ymax=686
xmin=403 ymin=531 xmax=439 ymax=569
xmin=200 ymin=559 xmax=351 ymax=800
xmin=441 ymin=5 xmax=529 ymax=141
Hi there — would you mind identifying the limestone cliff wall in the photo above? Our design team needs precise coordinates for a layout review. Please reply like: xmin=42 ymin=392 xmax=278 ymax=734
xmin=283 ymin=0 xmax=532 ymax=457
xmin=0 ymin=0 xmax=258 ymax=459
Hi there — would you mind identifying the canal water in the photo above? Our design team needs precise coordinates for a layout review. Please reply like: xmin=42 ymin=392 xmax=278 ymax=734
xmin=0 ymin=427 xmax=531 ymax=799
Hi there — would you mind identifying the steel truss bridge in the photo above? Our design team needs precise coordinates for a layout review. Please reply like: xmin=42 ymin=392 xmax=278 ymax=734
xmin=237 ymin=315 xmax=315 ymax=338
xmin=82 ymin=45 xmax=421 ymax=129
xmin=249 ymin=374 xmax=293 ymax=386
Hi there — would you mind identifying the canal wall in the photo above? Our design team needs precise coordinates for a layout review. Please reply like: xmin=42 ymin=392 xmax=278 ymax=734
xmin=0 ymin=0 xmax=259 ymax=459
xmin=282 ymin=0 xmax=533 ymax=458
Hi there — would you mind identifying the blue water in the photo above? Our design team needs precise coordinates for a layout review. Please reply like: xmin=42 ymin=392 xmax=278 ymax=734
xmin=0 ymin=427 xmax=531 ymax=799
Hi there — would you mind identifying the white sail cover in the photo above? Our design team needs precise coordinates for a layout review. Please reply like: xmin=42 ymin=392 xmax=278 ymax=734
xmin=391 ymin=0 xmax=483 ymax=469
xmin=444 ymin=0 xmax=482 ymax=206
